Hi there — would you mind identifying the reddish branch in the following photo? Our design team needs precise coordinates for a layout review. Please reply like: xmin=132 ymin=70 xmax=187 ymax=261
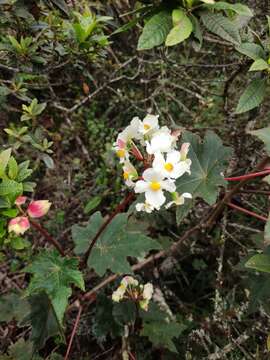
xmin=30 ymin=219 xmax=65 ymax=256
xmin=226 ymin=202 xmax=268 ymax=222
xmin=64 ymin=303 xmax=82 ymax=360
xmin=81 ymin=192 xmax=134 ymax=267
xmin=224 ymin=169 xmax=270 ymax=182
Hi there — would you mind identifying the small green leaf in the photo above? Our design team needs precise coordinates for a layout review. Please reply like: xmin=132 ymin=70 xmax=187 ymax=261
xmin=235 ymin=42 xmax=266 ymax=60
xmin=200 ymin=12 xmax=241 ymax=45
xmin=204 ymin=2 xmax=253 ymax=17
xmin=249 ymin=59 xmax=269 ymax=71
xmin=0 ymin=148 xmax=12 ymax=178
xmin=245 ymin=254 xmax=270 ymax=273
xmin=165 ymin=10 xmax=193 ymax=46
xmin=84 ymin=196 xmax=102 ymax=214
xmin=0 ymin=179 xmax=23 ymax=202
xmin=8 ymin=156 xmax=18 ymax=179
xmin=137 ymin=11 xmax=172 ymax=50
xmin=235 ymin=78 xmax=267 ymax=114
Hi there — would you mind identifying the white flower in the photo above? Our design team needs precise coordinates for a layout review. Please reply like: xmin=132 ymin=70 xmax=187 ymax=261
xmin=123 ymin=161 xmax=138 ymax=187
xmin=134 ymin=168 xmax=176 ymax=209
xmin=112 ymin=284 xmax=126 ymax=302
xmin=121 ymin=276 xmax=138 ymax=287
xmin=138 ymin=114 xmax=159 ymax=136
xmin=118 ymin=117 xmax=141 ymax=143
xmin=136 ymin=202 xmax=155 ymax=213
xmin=153 ymin=150 xmax=191 ymax=179
xmin=143 ymin=283 xmax=154 ymax=300
xmin=165 ymin=192 xmax=192 ymax=209
xmin=146 ymin=127 xmax=175 ymax=154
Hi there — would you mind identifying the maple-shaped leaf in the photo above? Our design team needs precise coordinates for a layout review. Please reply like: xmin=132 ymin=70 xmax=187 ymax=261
xmin=24 ymin=250 xmax=85 ymax=326
xmin=250 ymin=126 xmax=270 ymax=155
xmin=140 ymin=303 xmax=186 ymax=353
xmin=21 ymin=292 xmax=63 ymax=350
xmin=176 ymin=131 xmax=232 ymax=205
xmin=72 ymin=212 xmax=161 ymax=276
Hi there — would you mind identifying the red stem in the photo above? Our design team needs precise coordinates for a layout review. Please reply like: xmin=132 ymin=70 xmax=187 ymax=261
xmin=81 ymin=192 xmax=134 ymax=267
xmin=64 ymin=304 xmax=82 ymax=360
xmin=30 ymin=219 xmax=65 ymax=256
xmin=226 ymin=202 xmax=268 ymax=222
xmin=224 ymin=169 xmax=270 ymax=182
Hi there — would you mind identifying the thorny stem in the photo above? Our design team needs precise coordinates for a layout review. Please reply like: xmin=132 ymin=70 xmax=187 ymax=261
xmin=226 ymin=202 xmax=268 ymax=222
xmin=81 ymin=192 xmax=134 ymax=268
xmin=64 ymin=302 xmax=82 ymax=360
xmin=30 ymin=219 xmax=65 ymax=256
xmin=224 ymin=169 xmax=270 ymax=182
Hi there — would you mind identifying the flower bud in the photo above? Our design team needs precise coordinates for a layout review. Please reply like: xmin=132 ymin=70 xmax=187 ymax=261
xmin=8 ymin=216 xmax=30 ymax=235
xmin=15 ymin=196 xmax=27 ymax=206
xmin=27 ymin=200 xmax=51 ymax=218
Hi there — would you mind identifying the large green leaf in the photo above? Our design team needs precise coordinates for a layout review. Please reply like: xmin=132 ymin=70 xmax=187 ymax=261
xmin=235 ymin=43 xmax=266 ymax=60
xmin=249 ymin=59 xmax=269 ymax=72
xmin=24 ymin=250 xmax=85 ymax=326
xmin=235 ymin=78 xmax=267 ymax=114
xmin=249 ymin=126 xmax=270 ymax=154
xmin=176 ymin=131 xmax=232 ymax=205
xmin=22 ymin=292 xmax=63 ymax=350
xmin=72 ymin=212 xmax=161 ymax=276
xmin=140 ymin=303 xmax=186 ymax=353
xmin=205 ymin=2 xmax=253 ymax=17
xmin=0 ymin=292 xmax=30 ymax=323
xmin=245 ymin=254 xmax=270 ymax=273
xmin=137 ymin=11 xmax=172 ymax=50
xmin=165 ymin=9 xmax=193 ymax=46
xmin=200 ymin=12 xmax=241 ymax=45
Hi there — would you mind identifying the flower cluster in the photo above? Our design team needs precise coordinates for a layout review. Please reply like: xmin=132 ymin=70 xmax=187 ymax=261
xmin=112 ymin=276 xmax=154 ymax=311
xmin=113 ymin=114 xmax=192 ymax=212
xmin=8 ymin=196 xmax=51 ymax=235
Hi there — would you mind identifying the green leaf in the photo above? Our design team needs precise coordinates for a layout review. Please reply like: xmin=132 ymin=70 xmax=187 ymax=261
xmin=50 ymin=0 xmax=70 ymax=16
xmin=249 ymin=126 xmax=270 ymax=154
xmin=176 ymin=131 xmax=232 ymax=205
xmin=200 ymin=12 xmax=241 ymax=45
xmin=22 ymin=292 xmax=63 ymax=350
xmin=235 ymin=78 xmax=267 ymax=114
xmin=3 ymin=339 xmax=35 ymax=360
xmin=0 ymin=292 xmax=30 ymax=323
xmin=235 ymin=42 xmax=266 ymax=60
xmin=137 ymin=11 xmax=172 ymax=50
xmin=245 ymin=254 xmax=270 ymax=273
xmin=140 ymin=303 xmax=186 ymax=353
xmin=0 ymin=148 xmax=12 ymax=178
xmin=249 ymin=59 xmax=269 ymax=71
xmin=8 ymin=156 xmax=18 ymax=180
xmin=205 ymin=2 xmax=253 ymax=17
xmin=165 ymin=10 xmax=193 ymax=46
xmin=84 ymin=196 xmax=102 ymax=214
xmin=72 ymin=212 xmax=161 ymax=276
xmin=265 ymin=217 xmax=270 ymax=245
xmin=0 ymin=179 xmax=23 ymax=202
xmin=17 ymin=161 xmax=32 ymax=182
xmin=24 ymin=250 xmax=85 ymax=326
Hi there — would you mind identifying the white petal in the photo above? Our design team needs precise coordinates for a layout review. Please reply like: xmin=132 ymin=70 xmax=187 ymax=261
xmin=161 ymin=180 xmax=176 ymax=192
xmin=170 ymin=163 xmax=188 ymax=179
xmin=145 ymin=190 xmax=165 ymax=208
xmin=143 ymin=114 xmax=159 ymax=129
xmin=167 ymin=150 xmax=180 ymax=164
xmin=152 ymin=152 xmax=165 ymax=171
xmin=182 ymin=192 xmax=192 ymax=199
xmin=165 ymin=201 xmax=174 ymax=209
xmin=134 ymin=180 xmax=148 ymax=193
xmin=142 ymin=168 xmax=164 ymax=182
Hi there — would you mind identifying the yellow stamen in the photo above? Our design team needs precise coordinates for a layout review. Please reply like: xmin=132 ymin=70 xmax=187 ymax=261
xmin=116 ymin=149 xmax=125 ymax=158
xmin=150 ymin=181 xmax=161 ymax=191
xmin=123 ymin=172 xmax=129 ymax=180
xmin=144 ymin=124 xmax=151 ymax=130
xmin=164 ymin=163 xmax=174 ymax=172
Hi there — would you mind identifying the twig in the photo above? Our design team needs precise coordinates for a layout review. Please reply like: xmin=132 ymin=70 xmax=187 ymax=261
xmin=30 ymin=219 xmax=65 ymax=256
xmin=64 ymin=302 xmax=82 ymax=360
xmin=226 ymin=201 xmax=268 ymax=222
xmin=224 ymin=169 xmax=270 ymax=181
xmin=81 ymin=192 xmax=134 ymax=268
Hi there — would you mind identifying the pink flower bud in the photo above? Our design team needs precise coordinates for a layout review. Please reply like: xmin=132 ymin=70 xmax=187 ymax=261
xmin=117 ymin=138 xmax=126 ymax=148
xmin=8 ymin=216 xmax=30 ymax=235
xmin=27 ymin=200 xmax=51 ymax=218
xmin=15 ymin=196 xmax=27 ymax=206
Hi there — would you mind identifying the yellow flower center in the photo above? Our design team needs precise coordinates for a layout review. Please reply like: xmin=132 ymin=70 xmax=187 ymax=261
xmin=164 ymin=163 xmax=174 ymax=172
xmin=116 ymin=149 xmax=125 ymax=158
xmin=144 ymin=124 xmax=151 ymax=130
xmin=150 ymin=181 xmax=161 ymax=191
xmin=123 ymin=172 xmax=129 ymax=180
